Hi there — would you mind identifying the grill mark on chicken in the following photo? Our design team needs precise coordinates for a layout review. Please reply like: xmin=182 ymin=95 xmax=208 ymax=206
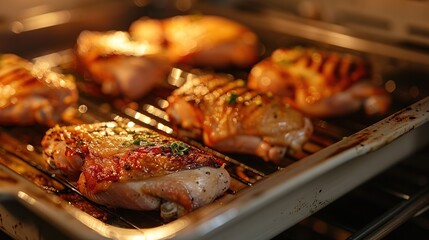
xmin=41 ymin=121 xmax=231 ymax=221
xmin=248 ymin=47 xmax=390 ymax=118
xmin=0 ymin=54 xmax=78 ymax=126
xmin=167 ymin=72 xmax=313 ymax=164
xmin=177 ymin=73 xmax=260 ymax=108
xmin=177 ymin=75 xmax=275 ymax=111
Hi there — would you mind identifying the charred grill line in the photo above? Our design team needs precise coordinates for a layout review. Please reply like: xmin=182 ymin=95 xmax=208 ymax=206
xmin=297 ymin=50 xmax=367 ymax=86
xmin=175 ymin=71 xmax=263 ymax=107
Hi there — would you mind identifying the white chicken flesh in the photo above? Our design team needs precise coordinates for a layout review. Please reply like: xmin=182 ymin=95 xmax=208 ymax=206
xmin=41 ymin=121 xmax=231 ymax=221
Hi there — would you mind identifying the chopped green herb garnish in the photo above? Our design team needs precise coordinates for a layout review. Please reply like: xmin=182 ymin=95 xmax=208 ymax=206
xmin=76 ymin=140 xmax=85 ymax=147
xmin=168 ymin=141 xmax=190 ymax=156
xmin=132 ymin=138 xmax=146 ymax=145
xmin=227 ymin=93 xmax=239 ymax=105
xmin=121 ymin=132 xmax=158 ymax=147
xmin=131 ymin=138 xmax=156 ymax=146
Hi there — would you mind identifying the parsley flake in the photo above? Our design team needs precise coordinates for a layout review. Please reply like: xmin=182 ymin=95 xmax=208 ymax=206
xmin=168 ymin=141 xmax=190 ymax=156
xmin=227 ymin=93 xmax=239 ymax=105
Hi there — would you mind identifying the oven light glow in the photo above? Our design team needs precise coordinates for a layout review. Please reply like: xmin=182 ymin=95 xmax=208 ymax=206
xmin=143 ymin=104 xmax=169 ymax=121
xmin=385 ymin=80 xmax=396 ymax=93
xmin=17 ymin=191 xmax=37 ymax=205
xmin=157 ymin=122 xmax=173 ymax=134
xmin=11 ymin=10 xmax=71 ymax=33
xmin=127 ymin=121 xmax=136 ymax=128
xmin=26 ymin=144 xmax=35 ymax=152
xmin=157 ymin=99 xmax=169 ymax=109
xmin=168 ymin=68 xmax=187 ymax=87
xmin=124 ymin=108 xmax=157 ymax=126
xmin=78 ymin=104 xmax=88 ymax=114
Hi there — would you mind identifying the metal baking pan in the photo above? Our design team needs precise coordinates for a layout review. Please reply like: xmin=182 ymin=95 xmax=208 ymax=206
xmin=1 ymin=1 xmax=429 ymax=239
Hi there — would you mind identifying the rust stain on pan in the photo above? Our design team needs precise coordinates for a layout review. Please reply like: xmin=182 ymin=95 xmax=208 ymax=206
xmin=325 ymin=134 xmax=368 ymax=160
xmin=327 ymin=100 xmax=427 ymax=160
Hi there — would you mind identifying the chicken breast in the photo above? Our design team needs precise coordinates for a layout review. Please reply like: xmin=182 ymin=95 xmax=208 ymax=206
xmin=248 ymin=47 xmax=391 ymax=118
xmin=41 ymin=121 xmax=230 ymax=221
xmin=0 ymin=53 xmax=78 ymax=126
xmin=129 ymin=15 xmax=260 ymax=68
xmin=166 ymin=70 xmax=313 ymax=164
xmin=75 ymin=31 xmax=171 ymax=99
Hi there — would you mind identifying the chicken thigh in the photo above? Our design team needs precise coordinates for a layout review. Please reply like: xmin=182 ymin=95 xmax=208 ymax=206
xmin=248 ymin=47 xmax=391 ymax=118
xmin=0 ymin=53 xmax=78 ymax=126
xmin=41 ymin=121 xmax=230 ymax=221
xmin=166 ymin=70 xmax=313 ymax=164
xmin=75 ymin=31 xmax=171 ymax=99
xmin=129 ymin=15 xmax=260 ymax=69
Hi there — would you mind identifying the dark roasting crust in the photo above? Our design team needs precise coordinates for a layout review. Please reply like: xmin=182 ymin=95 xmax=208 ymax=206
xmin=42 ymin=121 xmax=223 ymax=193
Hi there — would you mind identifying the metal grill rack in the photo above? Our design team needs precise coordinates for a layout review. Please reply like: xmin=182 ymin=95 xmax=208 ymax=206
xmin=1 ymin=1 xmax=429 ymax=239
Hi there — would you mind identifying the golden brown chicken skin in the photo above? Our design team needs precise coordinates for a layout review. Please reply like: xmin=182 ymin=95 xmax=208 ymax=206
xmin=41 ymin=121 xmax=230 ymax=221
xmin=248 ymin=47 xmax=391 ymax=118
xmin=166 ymin=70 xmax=313 ymax=164
xmin=75 ymin=31 xmax=171 ymax=99
xmin=0 ymin=54 xmax=78 ymax=126
xmin=129 ymin=15 xmax=260 ymax=69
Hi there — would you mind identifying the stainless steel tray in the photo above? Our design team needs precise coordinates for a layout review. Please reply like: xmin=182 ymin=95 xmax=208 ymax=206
xmin=1 ymin=1 xmax=429 ymax=239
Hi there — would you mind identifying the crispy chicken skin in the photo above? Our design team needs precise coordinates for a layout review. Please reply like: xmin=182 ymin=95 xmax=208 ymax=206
xmin=129 ymin=15 xmax=260 ymax=68
xmin=76 ymin=15 xmax=259 ymax=99
xmin=0 ymin=54 xmax=78 ymax=126
xmin=75 ymin=31 xmax=171 ymax=99
xmin=248 ymin=47 xmax=391 ymax=118
xmin=41 ymin=121 xmax=230 ymax=221
xmin=166 ymin=71 xmax=313 ymax=164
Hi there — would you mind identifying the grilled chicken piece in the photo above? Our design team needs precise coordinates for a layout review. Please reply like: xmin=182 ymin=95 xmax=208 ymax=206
xmin=129 ymin=15 xmax=259 ymax=68
xmin=248 ymin=47 xmax=391 ymax=118
xmin=166 ymin=71 xmax=313 ymax=164
xmin=75 ymin=31 xmax=171 ymax=99
xmin=0 ymin=54 xmax=78 ymax=126
xmin=41 ymin=121 xmax=230 ymax=221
